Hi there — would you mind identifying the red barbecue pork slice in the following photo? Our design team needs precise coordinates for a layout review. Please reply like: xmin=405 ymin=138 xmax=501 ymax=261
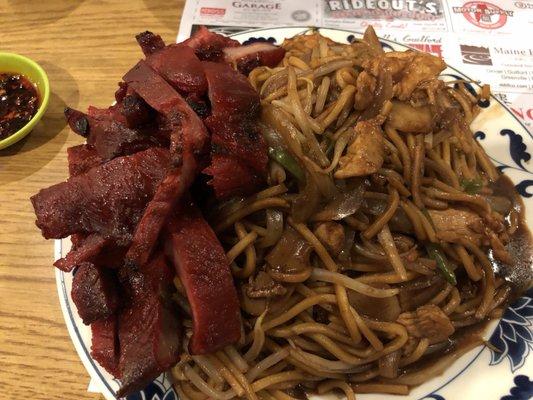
xmin=65 ymin=107 xmax=90 ymax=137
xmin=183 ymin=27 xmax=285 ymax=74
xmin=165 ymin=201 xmax=241 ymax=355
xmin=71 ymin=233 xmax=86 ymax=248
xmin=183 ymin=26 xmax=240 ymax=62
xmin=115 ymin=81 xmax=128 ymax=103
xmin=123 ymin=61 xmax=209 ymax=267
xmin=145 ymin=44 xmax=207 ymax=95
xmin=55 ymin=233 xmax=128 ymax=273
xmin=202 ymin=61 xmax=267 ymax=197
xmin=123 ymin=60 xmax=209 ymax=157
xmin=90 ymin=84 xmax=154 ymax=129
xmin=118 ymin=92 xmax=154 ymax=128
xmin=54 ymin=234 xmax=108 ymax=272
xmin=125 ymin=163 xmax=195 ymax=268
xmin=206 ymin=117 xmax=266 ymax=174
xmin=87 ymin=104 xmax=128 ymax=125
xmin=223 ymin=42 xmax=286 ymax=75
xmin=185 ymin=92 xmax=210 ymax=119
xmin=86 ymin=118 xmax=160 ymax=161
xmin=91 ymin=315 xmax=120 ymax=377
xmin=203 ymin=154 xmax=263 ymax=199
xmin=117 ymin=254 xmax=180 ymax=397
xmin=80 ymin=118 xmax=159 ymax=161
xmin=67 ymin=144 xmax=102 ymax=176
xmin=71 ymin=262 xmax=120 ymax=325
xmin=136 ymin=31 xmax=166 ymax=56
xmin=203 ymin=61 xmax=259 ymax=117
xmin=65 ymin=105 xmax=158 ymax=161
xmin=87 ymin=91 xmax=153 ymax=129
xmin=92 ymin=84 xmax=154 ymax=127
xmin=31 ymin=147 xmax=171 ymax=243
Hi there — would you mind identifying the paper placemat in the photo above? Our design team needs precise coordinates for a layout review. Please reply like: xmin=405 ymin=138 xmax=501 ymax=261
xmin=178 ymin=0 xmax=533 ymax=133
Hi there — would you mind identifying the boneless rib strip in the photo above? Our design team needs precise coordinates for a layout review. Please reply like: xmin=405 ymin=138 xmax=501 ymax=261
xmin=202 ymin=61 xmax=268 ymax=198
xmin=165 ymin=201 xmax=241 ymax=354
xmin=123 ymin=61 xmax=209 ymax=267
xmin=31 ymin=147 xmax=171 ymax=243
xmin=117 ymin=254 xmax=180 ymax=396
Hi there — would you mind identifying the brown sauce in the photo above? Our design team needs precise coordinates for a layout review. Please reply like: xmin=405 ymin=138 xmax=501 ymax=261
xmin=489 ymin=174 xmax=533 ymax=295
xmin=0 ymin=73 xmax=39 ymax=140
xmin=396 ymin=319 xmax=490 ymax=384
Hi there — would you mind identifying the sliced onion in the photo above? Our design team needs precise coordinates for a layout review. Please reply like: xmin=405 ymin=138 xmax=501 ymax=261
xmin=245 ymin=348 xmax=290 ymax=381
xmin=313 ymin=59 xmax=354 ymax=78
xmin=260 ymin=69 xmax=288 ymax=98
xmin=379 ymin=350 xmax=400 ymax=379
xmin=266 ymin=226 xmax=313 ymax=281
xmin=259 ymin=209 xmax=284 ymax=248
xmin=362 ymin=197 xmax=413 ymax=233
xmin=312 ymin=182 xmax=365 ymax=221
xmin=311 ymin=268 xmax=399 ymax=298
xmin=258 ymin=121 xmax=285 ymax=149
xmin=362 ymin=26 xmax=384 ymax=53
xmin=348 ymin=285 xmax=401 ymax=322
xmin=291 ymin=172 xmax=321 ymax=222
xmin=240 ymin=289 xmax=267 ymax=316
xmin=262 ymin=105 xmax=305 ymax=159
xmin=360 ymin=63 xmax=393 ymax=121
xmin=223 ymin=42 xmax=279 ymax=63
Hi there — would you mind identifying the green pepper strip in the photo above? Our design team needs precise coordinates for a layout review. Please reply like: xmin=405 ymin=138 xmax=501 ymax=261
xmin=425 ymin=243 xmax=457 ymax=285
xmin=460 ymin=178 xmax=483 ymax=195
xmin=268 ymin=147 xmax=305 ymax=182
xmin=420 ymin=208 xmax=456 ymax=285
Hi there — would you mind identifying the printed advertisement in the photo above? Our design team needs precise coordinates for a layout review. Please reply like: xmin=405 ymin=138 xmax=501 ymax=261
xmin=445 ymin=0 xmax=533 ymax=35
xmin=178 ymin=0 xmax=319 ymax=41
xmin=177 ymin=0 xmax=533 ymax=133
xmin=445 ymin=36 xmax=533 ymax=94
xmin=320 ymin=0 xmax=449 ymax=31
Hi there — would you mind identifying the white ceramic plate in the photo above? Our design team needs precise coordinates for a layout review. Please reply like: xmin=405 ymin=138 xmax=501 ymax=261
xmin=55 ymin=27 xmax=533 ymax=400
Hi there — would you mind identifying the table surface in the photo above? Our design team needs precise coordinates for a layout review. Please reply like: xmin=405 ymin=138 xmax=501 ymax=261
xmin=0 ymin=1 xmax=183 ymax=398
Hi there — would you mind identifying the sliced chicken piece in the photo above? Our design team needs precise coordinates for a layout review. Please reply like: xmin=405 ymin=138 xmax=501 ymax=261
xmin=354 ymin=71 xmax=376 ymax=110
xmin=428 ymin=208 xmax=483 ymax=245
xmin=387 ymin=100 xmax=434 ymax=134
xmin=397 ymin=304 xmax=455 ymax=344
xmin=363 ymin=51 xmax=414 ymax=83
xmin=384 ymin=52 xmax=415 ymax=82
xmin=350 ymin=42 xmax=382 ymax=68
xmin=395 ymin=52 xmax=446 ymax=101
xmin=314 ymin=222 xmax=345 ymax=256
xmin=334 ymin=120 xmax=384 ymax=179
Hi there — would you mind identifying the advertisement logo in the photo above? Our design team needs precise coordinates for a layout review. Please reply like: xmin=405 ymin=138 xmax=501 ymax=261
xmin=325 ymin=0 xmax=443 ymax=20
xmin=514 ymin=1 xmax=533 ymax=9
xmin=460 ymin=44 xmax=493 ymax=65
xmin=452 ymin=1 xmax=513 ymax=29
xmin=409 ymin=43 xmax=443 ymax=57
xmin=200 ymin=7 xmax=226 ymax=16
xmin=292 ymin=10 xmax=311 ymax=22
